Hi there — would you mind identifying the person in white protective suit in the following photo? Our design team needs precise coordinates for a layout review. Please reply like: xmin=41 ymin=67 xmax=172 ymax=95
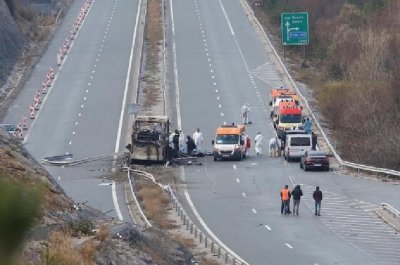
xmin=241 ymin=103 xmax=249 ymax=124
xmin=269 ymin=137 xmax=279 ymax=157
xmin=254 ymin=132 xmax=264 ymax=155
xmin=168 ymin=131 xmax=175 ymax=148
xmin=246 ymin=103 xmax=252 ymax=124
xmin=192 ymin=128 xmax=204 ymax=154
xmin=179 ymin=131 xmax=187 ymax=153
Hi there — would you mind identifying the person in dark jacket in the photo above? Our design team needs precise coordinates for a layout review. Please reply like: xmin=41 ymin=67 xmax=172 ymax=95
xmin=312 ymin=132 xmax=317 ymax=151
xmin=291 ymin=185 xmax=303 ymax=215
xmin=186 ymin=135 xmax=196 ymax=155
xmin=172 ymin=130 xmax=180 ymax=152
xmin=313 ymin=186 xmax=323 ymax=216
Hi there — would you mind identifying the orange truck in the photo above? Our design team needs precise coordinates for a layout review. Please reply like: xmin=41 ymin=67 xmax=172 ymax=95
xmin=274 ymin=101 xmax=303 ymax=138
xmin=269 ymin=88 xmax=300 ymax=119
xmin=212 ymin=124 xmax=249 ymax=161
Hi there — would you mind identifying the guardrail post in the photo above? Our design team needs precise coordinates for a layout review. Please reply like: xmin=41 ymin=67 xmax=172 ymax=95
xmin=211 ymin=241 xmax=214 ymax=253
xmin=218 ymin=247 xmax=221 ymax=258
xmin=205 ymin=236 xmax=208 ymax=248
xmin=186 ymin=220 xmax=189 ymax=230
xmin=194 ymin=228 xmax=198 ymax=238
xmin=225 ymin=252 xmax=228 ymax=263
xmin=199 ymin=232 xmax=203 ymax=243
xmin=190 ymin=223 xmax=193 ymax=234
xmin=233 ymin=258 xmax=236 ymax=265
xmin=183 ymin=214 xmax=186 ymax=225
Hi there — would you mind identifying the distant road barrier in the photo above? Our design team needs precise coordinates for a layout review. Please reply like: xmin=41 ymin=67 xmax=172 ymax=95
xmin=243 ymin=0 xmax=400 ymax=178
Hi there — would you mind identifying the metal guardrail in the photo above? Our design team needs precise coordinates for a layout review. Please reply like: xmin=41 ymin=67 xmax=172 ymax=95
xmin=126 ymin=168 xmax=152 ymax=229
xmin=130 ymin=168 xmax=249 ymax=265
xmin=243 ymin=0 xmax=400 ymax=178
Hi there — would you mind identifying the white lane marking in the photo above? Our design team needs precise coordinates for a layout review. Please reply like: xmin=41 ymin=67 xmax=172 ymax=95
xmin=218 ymin=104 xmax=221 ymax=108
xmin=171 ymin=0 xmax=181 ymax=129
xmin=171 ymin=2 xmax=247 ymax=262
xmin=92 ymin=70 xmax=95 ymax=73
xmin=88 ymin=82 xmax=92 ymax=86
xmin=86 ymin=89 xmax=89 ymax=93
xmin=180 ymin=169 xmax=246 ymax=263
xmin=170 ymin=1 xmax=174 ymax=37
xmin=94 ymin=64 xmax=97 ymax=68
xmin=213 ymin=82 xmax=217 ymax=86
xmin=252 ymin=208 xmax=257 ymax=214
xmin=90 ymin=76 xmax=94 ymax=79
xmin=264 ymin=225 xmax=272 ymax=231
xmin=75 ymin=121 xmax=78 ymax=125
xmin=220 ymin=112 xmax=224 ymax=116
xmin=68 ymin=141 xmax=72 ymax=145
xmin=99 ymin=182 xmax=113 ymax=186
xmin=78 ymin=113 xmax=82 ymax=117
xmin=233 ymin=164 xmax=237 ymax=170
xmin=83 ymin=97 xmax=87 ymax=101
xmin=289 ymin=175 xmax=295 ymax=185
xmin=215 ymin=89 xmax=218 ymax=92
xmin=72 ymin=131 xmax=76 ymax=135
xmin=112 ymin=181 xmax=123 ymax=221
xmin=81 ymin=104 xmax=84 ymax=108
xmin=114 ymin=0 xmax=142 ymax=154
xmin=21 ymin=0 xmax=95 ymax=144
xmin=217 ymin=96 xmax=220 ymax=100
xmin=242 ymin=192 xmax=246 ymax=198
xmin=218 ymin=0 xmax=234 ymax=36
xmin=208 ymin=58 xmax=211 ymax=61
xmin=236 ymin=178 xmax=240 ymax=183
xmin=223 ymin=121 xmax=227 ymax=125
xmin=211 ymin=75 xmax=215 ymax=79
xmin=285 ymin=243 xmax=293 ymax=249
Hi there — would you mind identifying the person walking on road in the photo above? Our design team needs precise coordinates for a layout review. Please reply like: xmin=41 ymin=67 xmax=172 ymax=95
xmin=186 ymin=135 xmax=196 ymax=155
xmin=313 ymin=186 xmax=323 ymax=216
xmin=304 ymin=118 xmax=312 ymax=134
xmin=241 ymin=103 xmax=249 ymax=124
xmin=280 ymin=185 xmax=291 ymax=215
xmin=269 ymin=137 xmax=278 ymax=157
xmin=291 ymin=185 xmax=303 ymax=215
xmin=192 ymin=128 xmax=204 ymax=155
xmin=246 ymin=103 xmax=252 ymax=124
xmin=254 ymin=132 xmax=264 ymax=155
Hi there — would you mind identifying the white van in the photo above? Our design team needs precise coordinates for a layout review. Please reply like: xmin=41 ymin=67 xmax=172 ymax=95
xmin=284 ymin=134 xmax=312 ymax=161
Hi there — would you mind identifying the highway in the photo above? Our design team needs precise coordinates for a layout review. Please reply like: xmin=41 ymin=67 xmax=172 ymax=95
xmin=2 ymin=0 xmax=141 ymax=221
xmin=1 ymin=0 xmax=399 ymax=264
xmin=171 ymin=0 xmax=400 ymax=264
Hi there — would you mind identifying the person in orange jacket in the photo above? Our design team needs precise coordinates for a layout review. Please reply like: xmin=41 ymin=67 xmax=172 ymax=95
xmin=280 ymin=185 xmax=291 ymax=215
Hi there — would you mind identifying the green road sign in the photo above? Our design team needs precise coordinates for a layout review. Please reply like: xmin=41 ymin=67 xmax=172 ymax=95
xmin=281 ymin=12 xmax=309 ymax=45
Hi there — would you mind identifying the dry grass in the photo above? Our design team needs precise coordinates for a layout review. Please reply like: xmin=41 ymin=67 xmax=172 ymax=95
xmin=95 ymin=224 xmax=110 ymax=243
xmin=136 ymin=180 xmax=174 ymax=229
xmin=42 ymin=230 xmax=97 ymax=265
xmin=43 ymin=231 xmax=83 ymax=265
xmin=81 ymin=240 xmax=96 ymax=264
xmin=173 ymin=234 xmax=196 ymax=248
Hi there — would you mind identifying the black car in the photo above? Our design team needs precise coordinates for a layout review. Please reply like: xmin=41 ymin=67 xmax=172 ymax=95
xmin=300 ymin=151 xmax=330 ymax=171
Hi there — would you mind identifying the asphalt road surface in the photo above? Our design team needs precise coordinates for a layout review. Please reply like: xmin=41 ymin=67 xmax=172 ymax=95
xmin=2 ymin=0 xmax=141 ymax=221
xmin=171 ymin=0 xmax=400 ymax=264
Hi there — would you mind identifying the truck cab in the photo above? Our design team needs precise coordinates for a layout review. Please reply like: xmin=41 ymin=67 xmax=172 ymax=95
xmin=212 ymin=125 xmax=248 ymax=161
xmin=275 ymin=102 xmax=303 ymax=139
xmin=269 ymin=88 xmax=300 ymax=119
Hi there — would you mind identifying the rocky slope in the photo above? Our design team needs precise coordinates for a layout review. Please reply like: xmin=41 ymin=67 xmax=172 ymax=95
xmin=0 ymin=0 xmax=24 ymax=86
